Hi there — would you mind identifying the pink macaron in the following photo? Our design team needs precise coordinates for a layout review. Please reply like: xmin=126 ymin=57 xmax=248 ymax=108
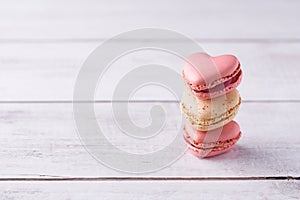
xmin=183 ymin=120 xmax=242 ymax=158
xmin=182 ymin=52 xmax=242 ymax=100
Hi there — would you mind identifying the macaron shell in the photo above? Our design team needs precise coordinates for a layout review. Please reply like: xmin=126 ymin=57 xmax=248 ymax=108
xmin=188 ymin=144 xmax=237 ymax=158
xmin=183 ymin=53 xmax=218 ymax=85
xmin=212 ymin=54 xmax=239 ymax=78
xmin=195 ymin=113 xmax=237 ymax=131
xmin=183 ymin=52 xmax=240 ymax=87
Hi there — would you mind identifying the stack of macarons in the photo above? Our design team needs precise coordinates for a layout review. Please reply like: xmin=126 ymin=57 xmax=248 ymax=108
xmin=181 ymin=52 xmax=243 ymax=158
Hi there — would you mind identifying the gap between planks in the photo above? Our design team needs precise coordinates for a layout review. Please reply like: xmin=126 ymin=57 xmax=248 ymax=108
xmin=0 ymin=176 xmax=299 ymax=182
xmin=1 ymin=38 xmax=300 ymax=44
xmin=0 ymin=100 xmax=299 ymax=104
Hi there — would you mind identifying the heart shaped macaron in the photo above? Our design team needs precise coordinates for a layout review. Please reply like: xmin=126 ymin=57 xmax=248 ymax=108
xmin=182 ymin=52 xmax=242 ymax=100
xmin=183 ymin=120 xmax=242 ymax=158
xmin=181 ymin=86 xmax=241 ymax=131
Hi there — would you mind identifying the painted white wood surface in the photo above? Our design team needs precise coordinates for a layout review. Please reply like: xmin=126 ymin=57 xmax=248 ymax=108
xmin=1 ymin=42 xmax=300 ymax=101
xmin=0 ymin=102 xmax=299 ymax=178
xmin=1 ymin=0 xmax=299 ymax=199
xmin=0 ymin=0 xmax=299 ymax=40
xmin=0 ymin=180 xmax=299 ymax=200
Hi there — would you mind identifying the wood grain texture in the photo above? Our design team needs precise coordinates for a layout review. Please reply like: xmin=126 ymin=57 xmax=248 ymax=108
xmin=0 ymin=0 xmax=299 ymax=40
xmin=1 ymin=0 xmax=299 ymax=198
xmin=1 ymin=42 xmax=300 ymax=101
xmin=0 ymin=102 xmax=299 ymax=178
xmin=0 ymin=180 xmax=299 ymax=200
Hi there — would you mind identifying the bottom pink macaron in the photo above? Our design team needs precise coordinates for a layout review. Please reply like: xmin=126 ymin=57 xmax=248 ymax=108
xmin=183 ymin=121 xmax=242 ymax=158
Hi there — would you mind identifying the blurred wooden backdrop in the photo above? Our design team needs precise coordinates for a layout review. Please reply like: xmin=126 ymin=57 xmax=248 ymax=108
xmin=0 ymin=0 xmax=299 ymax=199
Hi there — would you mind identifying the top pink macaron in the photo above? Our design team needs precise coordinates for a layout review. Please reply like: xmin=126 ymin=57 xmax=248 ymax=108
xmin=182 ymin=52 xmax=242 ymax=100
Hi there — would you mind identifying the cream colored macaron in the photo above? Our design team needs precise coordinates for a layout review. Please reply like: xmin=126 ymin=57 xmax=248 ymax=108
xmin=181 ymin=85 xmax=241 ymax=131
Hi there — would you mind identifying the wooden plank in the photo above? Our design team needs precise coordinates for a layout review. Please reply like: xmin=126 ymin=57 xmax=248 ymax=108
xmin=0 ymin=180 xmax=299 ymax=199
xmin=1 ymin=42 xmax=300 ymax=101
xmin=0 ymin=0 xmax=299 ymax=40
xmin=0 ymin=102 xmax=299 ymax=178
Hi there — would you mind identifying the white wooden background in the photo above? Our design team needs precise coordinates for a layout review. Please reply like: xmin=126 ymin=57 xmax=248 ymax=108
xmin=0 ymin=0 xmax=300 ymax=199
